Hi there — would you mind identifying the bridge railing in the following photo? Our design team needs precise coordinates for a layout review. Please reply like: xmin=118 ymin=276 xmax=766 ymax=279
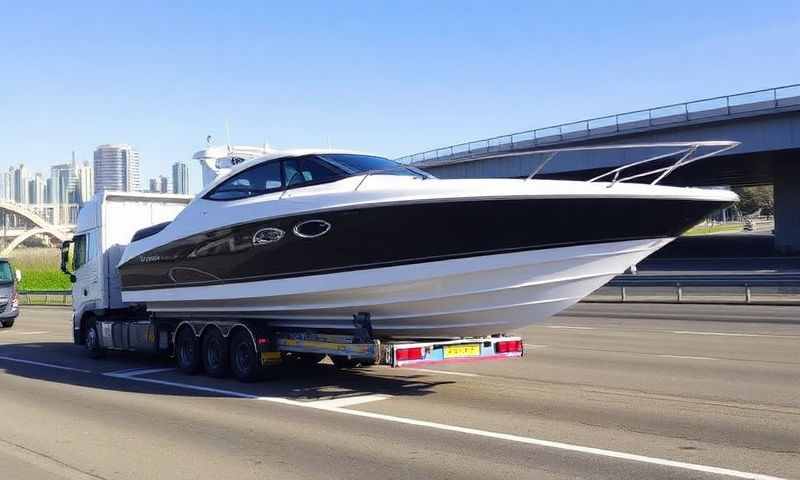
xmin=397 ymin=83 xmax=800 ymax=165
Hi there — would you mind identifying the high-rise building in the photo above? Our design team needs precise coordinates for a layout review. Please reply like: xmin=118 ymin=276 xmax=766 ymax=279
xmin=159 ymin=175 xmax=169 ymax=194
xmin=44 ymin=177 xmax=53 ymax=204
xmin=50 ymin=163 xmax=77 ymax=204
xmin=13 ymin=165 xmax=29 ymax=204
xmin=93 ymin=144 xmax=140 ymax=193
xmin=172 ymin=162 xmax=189 ymax=194
xmin=0 ymin=169 xmax=13 ymax=202
xmin=148 ymin=178 xmax=158 ymax=192
xmin=28 ymin=174 xmax=45 ymax=205
xmin=76 ymin=161 xmax=94 ymax=204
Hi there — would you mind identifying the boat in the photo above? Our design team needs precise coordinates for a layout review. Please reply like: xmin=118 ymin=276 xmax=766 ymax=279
xmin=118 ymin=141 xmax=739 ymax=338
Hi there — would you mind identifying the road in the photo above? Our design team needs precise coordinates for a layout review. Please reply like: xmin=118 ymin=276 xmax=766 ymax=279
xmin=0 ymin=304 xmax=797 ymax=480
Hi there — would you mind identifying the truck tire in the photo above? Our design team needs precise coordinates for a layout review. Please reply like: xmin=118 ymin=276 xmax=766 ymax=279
xmin=175 ymin=327 xmax=202 ymax=374
xmin=229 ymin=329 xmax=262 ymax=382
xmin=201 ymin=328 xmax=229 ymax=378
xmin=84 ymin=321 xmax=104 ymax=359
xmin=1 ymin=319 xmax=14 ymax=328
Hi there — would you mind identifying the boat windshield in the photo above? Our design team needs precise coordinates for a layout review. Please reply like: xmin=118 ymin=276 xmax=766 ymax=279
xmin=320 ymin=154 xmax=432 ymax=178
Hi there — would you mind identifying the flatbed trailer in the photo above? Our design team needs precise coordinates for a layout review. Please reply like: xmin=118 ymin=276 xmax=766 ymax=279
xmin=86 ymin=313 xmax=523 ymax=380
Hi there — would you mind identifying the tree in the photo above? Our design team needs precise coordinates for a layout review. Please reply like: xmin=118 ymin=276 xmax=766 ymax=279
xmin=733 ymin=186 xmax=773 ymax=216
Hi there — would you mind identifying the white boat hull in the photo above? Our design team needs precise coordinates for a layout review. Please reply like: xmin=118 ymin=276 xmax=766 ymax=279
xmin=126 ymin=237 xmax=672 ymax=338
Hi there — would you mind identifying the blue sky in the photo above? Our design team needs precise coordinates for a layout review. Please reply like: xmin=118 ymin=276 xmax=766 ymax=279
xmin=1 ymin=1 xmax=798 ymax=192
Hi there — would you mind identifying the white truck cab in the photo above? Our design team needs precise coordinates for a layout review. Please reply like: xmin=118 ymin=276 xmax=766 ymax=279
xmin=61 ymin=191 xmax=192 ymax=343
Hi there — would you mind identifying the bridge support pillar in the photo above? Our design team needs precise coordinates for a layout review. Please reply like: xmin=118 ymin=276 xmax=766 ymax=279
xmin=774 ymin=160 xmax=800 ymax=255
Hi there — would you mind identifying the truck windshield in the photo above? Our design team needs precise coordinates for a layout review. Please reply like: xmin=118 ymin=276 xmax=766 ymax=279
xmin=0 ymin=261 xmax=12 ymax=283
xmin=320 ymin=154 xmax=432 ymax=178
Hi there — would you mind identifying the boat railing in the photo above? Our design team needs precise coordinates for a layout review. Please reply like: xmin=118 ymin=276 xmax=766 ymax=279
xmin=449 ymin=140 xmax=739 ymax=186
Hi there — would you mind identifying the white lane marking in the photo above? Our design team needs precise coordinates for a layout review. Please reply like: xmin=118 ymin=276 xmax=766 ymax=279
xmin=305 ymin=406 xmax=786 ymax=480
xmin=523 ymin=344 xmax=549 ymax=349
xmin=401 ymin=368 xmax=481 ymax=377
xmin=106 ymin=368 xmax=174 ymax=378
xmin=656 ymin=355 xmax=716 ymax=361
xmin=672 ymin=331 xmax=793 ymax=338
xmin=306 ymin=394 xmax=390 ymax=408
xmin=12 ymin=331 xmax=49 ymax=335
xmin=544 ymin=325 xmax=594 ymax=330
xmin=106 ymin=371 xmax=784 ymax=479
xmin=0 ymin=355 xmax=786 ymax=479
xmin=0 ymin=355 xmax=91 ymax=373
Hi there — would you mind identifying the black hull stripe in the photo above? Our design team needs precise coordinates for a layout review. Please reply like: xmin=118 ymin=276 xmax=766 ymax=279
xmin=121 ymin=236 xmax=659 ymax=291
xmin=119 ymin=197 xmax=731 ymax=292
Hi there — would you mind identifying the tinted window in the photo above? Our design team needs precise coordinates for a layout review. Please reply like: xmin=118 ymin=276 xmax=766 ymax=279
xmin=206 ymin=161 xmax=283 ymax=200
xmin=0 ymin=261 xmax=12 ymax=283
xmin=320 ymin=154 xmax=425 ymax=177
xmin=282 ymin=156 xmax=342 ymax=188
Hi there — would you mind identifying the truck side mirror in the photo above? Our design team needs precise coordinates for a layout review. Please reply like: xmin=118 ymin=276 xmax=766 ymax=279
xmin=14 ymin=269 xmax=21 ymax=283
xmin=60 ymin=240 xmax=73 ymax=279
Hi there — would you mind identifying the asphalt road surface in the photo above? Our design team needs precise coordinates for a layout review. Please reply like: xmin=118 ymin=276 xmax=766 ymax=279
xmin=0 ymin=304 xmax=798 ymax=480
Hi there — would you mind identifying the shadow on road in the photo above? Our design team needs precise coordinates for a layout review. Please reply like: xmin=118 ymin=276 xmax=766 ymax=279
xmin=0 ymin=341 xmax=454 ymax=401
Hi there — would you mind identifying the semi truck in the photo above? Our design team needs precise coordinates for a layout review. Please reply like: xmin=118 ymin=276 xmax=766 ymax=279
xmin=62 ymin=191 xmax=523 ymax=381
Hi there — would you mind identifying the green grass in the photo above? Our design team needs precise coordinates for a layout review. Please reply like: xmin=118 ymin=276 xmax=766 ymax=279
xmin=7 ymin=248 xmax=72 ymax=291
xmin=684 ymin=223 xmax=743 ymax=236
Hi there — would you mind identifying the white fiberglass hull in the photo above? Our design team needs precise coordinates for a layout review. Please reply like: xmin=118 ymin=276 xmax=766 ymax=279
xmin=125 ymin=237 xmax=671 ymax=338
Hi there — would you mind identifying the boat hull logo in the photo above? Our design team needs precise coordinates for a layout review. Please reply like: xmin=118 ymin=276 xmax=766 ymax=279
xmin=252 ymin=227 xmax=285 ymax=245
xmin=293 ymin=220 xmax=331 ymax=238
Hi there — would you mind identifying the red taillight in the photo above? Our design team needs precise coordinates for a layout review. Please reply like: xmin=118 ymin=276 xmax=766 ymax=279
xmin=495 ymin=340 xmax=522 ymax=353
xmin=395 ymin=347 xmax=424 ymax=362
xmin=257 ymin=337 xmax=269 ymax=345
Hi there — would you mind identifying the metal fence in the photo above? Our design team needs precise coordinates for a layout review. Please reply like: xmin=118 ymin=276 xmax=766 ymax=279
xmin=397 ymin=83 xmax=800 ymax=165
xmin=19 ymin=290 xmax=72 ymax=306
xmin=17 ymin=282 xmax=799 ymax=308
xmin=587 ymin=280 xmax=800 ymax=306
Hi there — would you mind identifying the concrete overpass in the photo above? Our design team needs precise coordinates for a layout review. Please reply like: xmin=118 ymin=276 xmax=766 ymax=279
xmin=398 ymin=84 xmax=800 ymax=254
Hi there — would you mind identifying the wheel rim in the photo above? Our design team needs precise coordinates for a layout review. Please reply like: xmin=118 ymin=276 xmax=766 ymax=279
xmin=86 ymin=328 xmax=97 ymax=351
xmin=179 ymin=332 xmax=195 ymax=366
xmin=206 ymin=337 xmax=222 ymax=370
xmin=234 ymin=341 xmax=252 ymax=374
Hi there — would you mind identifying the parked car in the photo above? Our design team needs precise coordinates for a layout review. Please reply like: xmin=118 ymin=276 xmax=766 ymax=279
xmin=0 ymin=258 xmax=20 ymax=328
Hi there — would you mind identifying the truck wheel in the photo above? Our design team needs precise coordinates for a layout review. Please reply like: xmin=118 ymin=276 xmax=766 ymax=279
xmin=201 ymin=328 xmax=229 ymax=378
xmin=1 ymin=319 xmax=14 ymax=328
xmin=175 ymin=327 xmax=202 ymax=374
xmin=84 ymin=322 xmax=104 ymax=359
xmin=229 ymin=330 xmax=262 ymax=382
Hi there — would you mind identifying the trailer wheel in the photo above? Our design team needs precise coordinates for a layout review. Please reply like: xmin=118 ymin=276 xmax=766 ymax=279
xmin=84 ymin=320 xmax=104 ymax=359
xmin=229 ymin=330 xmax=262 ymax=382
xmin=201 ymin=328 xmax=229 ymax=378
xmin=175 ymin=327 xmax=202 ymax=374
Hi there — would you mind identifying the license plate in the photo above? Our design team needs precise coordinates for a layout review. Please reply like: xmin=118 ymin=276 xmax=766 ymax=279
xmin=443 ymin=344 xmax=480 ymax=358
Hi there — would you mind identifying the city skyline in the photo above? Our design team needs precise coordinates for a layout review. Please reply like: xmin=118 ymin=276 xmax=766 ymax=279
xmin=0 ymin=145 xmax=192 ymax=226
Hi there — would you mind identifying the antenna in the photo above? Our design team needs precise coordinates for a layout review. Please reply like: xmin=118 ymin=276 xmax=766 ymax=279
xmin=225 ymin=121 xmax=232 ymax=154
